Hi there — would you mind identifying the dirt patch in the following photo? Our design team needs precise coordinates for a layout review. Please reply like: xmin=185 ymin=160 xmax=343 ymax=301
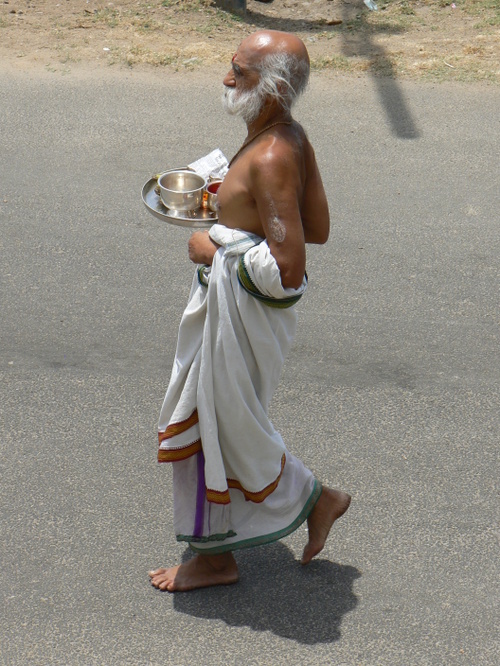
xmin=0 ymin=0 xmax=498 ymax=82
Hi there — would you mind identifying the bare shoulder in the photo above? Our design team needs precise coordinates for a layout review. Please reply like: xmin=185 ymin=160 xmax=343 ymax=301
xmin=248 ymin=121 xmax=329 ymax=246
xmin=249 ymin=123 xmax=306 ymax=184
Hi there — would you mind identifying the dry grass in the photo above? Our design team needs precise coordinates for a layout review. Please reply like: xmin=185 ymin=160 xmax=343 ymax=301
xmin=0 ymin=0 xmax=498 ymax=82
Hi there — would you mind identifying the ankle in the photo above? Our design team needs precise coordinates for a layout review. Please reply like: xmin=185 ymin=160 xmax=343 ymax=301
xmin=200 ymin=552 xmax=236 ymax=571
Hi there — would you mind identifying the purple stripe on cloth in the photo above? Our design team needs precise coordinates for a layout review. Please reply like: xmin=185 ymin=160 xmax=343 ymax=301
xmin=193 ymin=451 xmax=206 ymax=538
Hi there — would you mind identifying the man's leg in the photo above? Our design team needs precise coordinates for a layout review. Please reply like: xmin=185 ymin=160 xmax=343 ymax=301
xmin=302 ymin=486 xmax=351 ymax=565
xmin=148 ymin=552 xmax=239 ymax=592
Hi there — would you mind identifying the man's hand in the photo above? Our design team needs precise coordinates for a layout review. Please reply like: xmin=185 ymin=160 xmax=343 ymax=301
xmin=188 ymin=231 xmax=220 ymax=265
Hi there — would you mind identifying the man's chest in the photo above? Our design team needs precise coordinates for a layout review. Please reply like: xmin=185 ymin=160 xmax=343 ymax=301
xmin=216 ymin=172 xmax=263 ymax=234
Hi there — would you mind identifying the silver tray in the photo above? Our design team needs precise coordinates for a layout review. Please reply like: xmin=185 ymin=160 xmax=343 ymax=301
xmin=141 ymin=176 xmax=217 ymax=229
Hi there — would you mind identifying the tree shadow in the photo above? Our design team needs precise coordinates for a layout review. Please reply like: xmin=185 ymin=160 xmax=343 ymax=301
xmin=339 ymin=1 xmax=421 ymax=139
xmin=217 ymin=0 xmax=403 ymax=36
xmin=172 ymin=542 xmax=361 ymax=644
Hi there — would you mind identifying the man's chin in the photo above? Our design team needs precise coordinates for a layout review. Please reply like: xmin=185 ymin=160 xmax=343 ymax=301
xmin=221 ymin=87 xmax=263 ymax=123
xmin=221 ymin=102 xmax=239 ymax=117
xmin=221 ymin=103 xmax=246 ymax=121
xmin=221 ymin=90 xmax=240 ymax=117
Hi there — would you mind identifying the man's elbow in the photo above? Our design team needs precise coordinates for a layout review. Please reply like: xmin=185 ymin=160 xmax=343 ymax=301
xmin=303 ymin=216 xmax=330 ymax=245
xmin=270 ymin=245 xmax=306 ymax=290
xmin=280 ymin=266 xmax=305 ymax=290
xmin=314 ymin=228 xmax=330 ymax=245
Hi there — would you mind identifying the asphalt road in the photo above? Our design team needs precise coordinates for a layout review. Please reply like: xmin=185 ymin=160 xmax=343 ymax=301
xmin=1 ymin=66 xmax=499 ymax=666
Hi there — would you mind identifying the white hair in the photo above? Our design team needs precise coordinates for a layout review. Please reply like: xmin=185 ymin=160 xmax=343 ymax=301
xmin=256 ymin=52 xmax=310 ymax=113
xmin=222 ymin=84 xmax=267 ymax=124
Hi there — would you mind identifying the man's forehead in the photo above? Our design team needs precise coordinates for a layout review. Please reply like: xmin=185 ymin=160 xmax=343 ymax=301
xmin=232 ymin=46 xmax=256 ymax=70
xmin=234 ymin=34 xmax=276 ymax=68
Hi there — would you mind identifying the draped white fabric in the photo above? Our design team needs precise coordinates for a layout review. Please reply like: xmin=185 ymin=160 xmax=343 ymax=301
xmin=158 ymin=225 xmax=317 ymax=547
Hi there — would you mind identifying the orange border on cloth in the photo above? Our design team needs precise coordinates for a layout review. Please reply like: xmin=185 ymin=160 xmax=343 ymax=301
xmin=158 ymin=410 xmax=201 ymax=462
xmin=205 ymin=487 xmax=232 ymax=505
xmin=206 ymin=453 xmax=286 ymax=505
xmin=158 ymin=439 xmax=202 ymax=463
xmin=158 ymin=410 xmax=286 ymax=505
xmin=158 ymin=409 xmax=199 ymax=444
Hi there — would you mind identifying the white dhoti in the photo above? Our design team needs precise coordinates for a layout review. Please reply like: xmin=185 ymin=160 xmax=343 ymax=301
xmin=158 ymin=224 xmax=321 ymax=554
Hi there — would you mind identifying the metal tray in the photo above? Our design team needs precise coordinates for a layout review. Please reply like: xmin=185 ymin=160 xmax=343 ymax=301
xmin=141 ymin=177 xmax=217 ymax=229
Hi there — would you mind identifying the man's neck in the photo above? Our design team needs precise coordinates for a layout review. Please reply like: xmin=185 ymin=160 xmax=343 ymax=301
xmin=246 ymin=107 xmax=293 ymax=139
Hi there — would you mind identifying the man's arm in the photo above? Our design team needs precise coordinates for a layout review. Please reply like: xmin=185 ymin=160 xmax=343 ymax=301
xmin=251 ymin=145 xmax=307 ymax=290
xmin=301 ymin=145 xmax=330 ymax=245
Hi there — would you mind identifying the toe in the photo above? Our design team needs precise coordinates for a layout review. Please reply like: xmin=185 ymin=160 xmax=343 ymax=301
xmin=150 ymin=574 xmax=166 ymax=588
xmin=148 ymin=568 xmax=164 ymax=577
xmin=301 ymin=540 xmax=322 ymax=565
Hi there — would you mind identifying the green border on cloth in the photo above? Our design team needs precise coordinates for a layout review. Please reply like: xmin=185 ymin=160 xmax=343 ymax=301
xmin=177 ymin=530 xmax=237 ymax=544
xmin=237 ymin=256 xmax=306 ymax=309
xmin=187 ymin=480 xmax=322 ymax=555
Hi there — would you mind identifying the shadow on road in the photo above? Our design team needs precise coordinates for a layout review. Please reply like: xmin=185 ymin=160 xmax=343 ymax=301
xmin=339 ymin=2 xmax=421 ymax=139
xmin=172 ymin=542 xmax=360 ymax=644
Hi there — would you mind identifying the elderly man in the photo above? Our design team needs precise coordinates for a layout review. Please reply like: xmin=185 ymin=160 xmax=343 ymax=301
xmin=149 ymin=30 xmax=350 ymax=592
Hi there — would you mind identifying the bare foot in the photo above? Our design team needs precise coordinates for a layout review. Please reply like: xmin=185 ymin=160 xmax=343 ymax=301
xmin=301 ymin=486 xmax=351 ymax=565
xmin=148 ymin=552 xmax=239 ymax=592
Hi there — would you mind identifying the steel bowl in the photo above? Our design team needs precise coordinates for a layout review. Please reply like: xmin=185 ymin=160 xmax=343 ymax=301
xmin=158 ymin=170 xmax=206 ymax=211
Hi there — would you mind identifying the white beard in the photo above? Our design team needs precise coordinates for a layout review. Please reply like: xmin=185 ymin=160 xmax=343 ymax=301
xmin=221 ymin=85 xmax=265 ymax=124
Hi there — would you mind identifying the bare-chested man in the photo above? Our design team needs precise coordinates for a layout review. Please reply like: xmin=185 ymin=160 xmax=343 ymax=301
xmin=149 ymin=30 xmax=350 ymax=592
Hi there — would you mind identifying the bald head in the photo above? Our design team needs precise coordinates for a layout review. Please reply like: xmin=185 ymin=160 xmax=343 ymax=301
xmin=241 ymin=30 xmax=310 ymax=67
xmin=238 ymin=30 xmax=310 ymax=114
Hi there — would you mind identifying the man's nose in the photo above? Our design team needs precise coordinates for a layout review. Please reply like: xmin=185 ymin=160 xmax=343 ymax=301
xmin=223 ymin=70 xmax=236 ymax=87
